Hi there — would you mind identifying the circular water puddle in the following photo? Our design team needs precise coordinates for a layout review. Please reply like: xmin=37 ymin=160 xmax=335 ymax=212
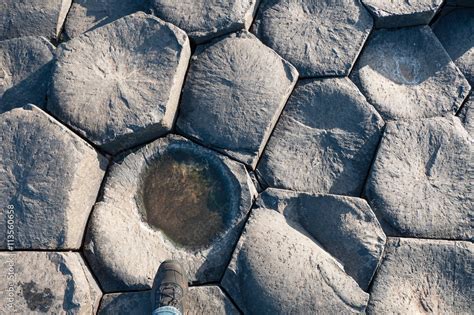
xmin=140 ymin=150 xmax=232 ymax=249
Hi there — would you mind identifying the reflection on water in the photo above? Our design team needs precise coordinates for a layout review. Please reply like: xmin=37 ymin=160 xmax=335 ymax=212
xmin=140 ymin=151 xmax=230 ymax=249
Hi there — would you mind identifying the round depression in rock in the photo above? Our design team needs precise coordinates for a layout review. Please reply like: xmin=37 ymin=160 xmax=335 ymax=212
xmin=84 ymin=134 xmax=256 ymax=292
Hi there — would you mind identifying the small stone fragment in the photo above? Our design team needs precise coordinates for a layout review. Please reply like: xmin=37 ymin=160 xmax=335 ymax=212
xmin=98 ymin=286 xmax=239 ymax=315
xmin=150 ymin=0 xmax=259 ymax=44
xmin=63 ymin=0 xmax=149 ymax=39
xmin=433 ymin=8 xmax=474 ymax=86
xmin=48 ymin=12 xmax=190 ymax=154
xmin=257 ymin=78 xmax=383 ymax=196
xmin=0 ymin=251 xmax=102 ymax=314
xmin=0 ymin=0 xmax=72 ymax=41
xmin=255 ymin=188 xmax=386 ymax=290
xmin=351 ymin=26 xmax=471 ymax=121
xmin=364 ymin=116 xmax=473 ymax=240
xmin=177 ymin=31 xmax=298 ymax=168
xmin=222 ymin=205 xmax=369 ymax=313
xmin=368 ymin=238 xmax=473 ymax=314
xmin=252 ymin=0 xmax=373 ymax=77
xmin=84 ymin=135 xmax=256 ymax=292
xmin=457 ymin=95 xmax=473 ymax=136
xmin=0 ymin=105 xmax=106 ymax=249
xmin=0 ymin=36 xmax=54 ymax=111
xmin=362 ymin=0 xmax=443 ymax=28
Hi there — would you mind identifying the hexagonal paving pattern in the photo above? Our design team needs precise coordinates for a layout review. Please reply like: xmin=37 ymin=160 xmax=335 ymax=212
xmin=0 ymin=251 xmax=102 ymax=314
xmin=0 ymin=105 xmax=106 ymax=249
xmin=433 ymin=8 xmax=474 ymax=86
xmin=0 ymin=36 xmax=54 ymax=111
xmin=351 ymin=26 xmax=471 ymax=121
xmin=221 ymin=196 xmax=371 ymax=313
xmin=252 ymin=0 xmax=373 ymax=77
xmin=176 ymin=31 xmax=298 ymax=168
xmin=150 ymin=0 xmax=259 ymax=44
xmin=368 ymin=238 xmax=473 ymax=314
xmin=0 ymin=0 xmax=71 ymax=41
xmin=98 ymin=286 xmax=239 ymax=315
xmin=84 ymin=135 xmax=256 ymax=292
xmin=256 ymin=77 xmax=383 ymax=196
xmin=362 ymin=0 xmax=443 ymax=28
xmin=364 ymin=116 xmax=472 ymax=240
xmin=63 ymin=0 xmax=149 ymax=39
xmin=48 ymin=12 xmax=190 ymax=154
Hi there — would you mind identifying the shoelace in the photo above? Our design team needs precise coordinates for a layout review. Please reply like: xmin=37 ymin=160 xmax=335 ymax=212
xmin=158 ymin=283 xmax=183 ymax=308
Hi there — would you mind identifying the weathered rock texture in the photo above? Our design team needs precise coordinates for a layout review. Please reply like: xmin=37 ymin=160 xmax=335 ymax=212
xmin=364 ymin=117 xmax=473 ymax=240
xmin=352 ymin=26 xmax=471 ymax=121
xmin=433 ymin=8 xmax=474 ymax=86
xmin=362 ymin=0 xmax=443 ymax=28
xmin=0 ymin=251 xmax=102 ymax=314
xmin=222 ymin=202 xmax=370 ymax=314
xmin=85 ymin=135 xmax=256 ymax=292
xmin=368 ymin=238 xmax=473 ymax=314
xmin=252 ymin=0 xmax=373 ymax=77
xmin=177 ymin=31 xmax=298 ymax=168
xmin=0 ymin=105 xmax=106 ymax=249
xmin=99 ymin=286 xmax=239 ymax=315
xmin=150 ymin=0 xmax=259 ymax=44
xmin=0 ymin=36 xmax=54 ymax=111
xmin=64 ymin=0 xmax=149 ymax=39
xmin=458 ymin=95 xmax=473 ymax=136
xmin=255 ymin=189 xmax=386 ymax=290
xmin=0 ymin=0 xmax=72 ymax=41
xmin=257 ymin=78 xmax=383 ymax=196
xmin=48 ymin=12 xmax=190 ymax=154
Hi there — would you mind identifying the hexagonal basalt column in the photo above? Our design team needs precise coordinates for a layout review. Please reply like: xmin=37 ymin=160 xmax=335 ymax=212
xmin=253 ymin=188 xmax=386 ymax=290
xmin=98 ymin=286 xmax=239 ymax=314
xmin=48 ymin=12 xmax=191 ymax=155
xmin=368 ymin=238 xmax=473 ymax=314
xmin=362 ymin=0 xmax=443 ymax=28
xmin=84 ymin=135 xmax=257 ymax=292
xmin=252 ymin=0 xmax=373 ymax=77
xmin=221 ymin=193 xmax=371 ymax=313
xmin=351 ymin=26 xmax=471 ymax=121
xmin=63 ymin=0 xmax=149 ymax=39
xmin=150 ymin=0 xmax=259 ymax=44
xmin=433 ymin=8 xmax=474 ymax=86
xmin=0 ymin=36 xmax=54 ymax=111
xmin=257 ymin=78 xmax=384 ymax=196
xmin=0 ymin=251 xmax=102 ymax=314
xmin=0 ymin=0 xmax=72 ymax=41
xmin=0 ymin=105 xmax=106 ymax=250
xmin=364 ymin=117 xmax=473 ymax=240
xmin=176 ymin=31 xmax=298 ymax=169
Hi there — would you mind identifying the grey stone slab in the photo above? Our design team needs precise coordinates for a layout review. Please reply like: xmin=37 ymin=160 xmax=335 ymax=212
xmin=351 ymin=26 xmax=471 ymax=121
xmin=222 ymin=205 xmax=369 ymax=314
xmin=255 ymin=188 xmax=386 ymax=290
xmin=457 ymin=95 xmax=473 ymax=136
xmin=176 ymin=31 xmax=298 ymax=169
xmin=84 ymin=134 xmax=257 ymax=292
xmin=0 ymin=36 xmax=54 ymax=112
xmin=257 ymin=78 xmax=383 ymax=196
xmin=252 ymin=0 xmax=373 ymax=77
xmin=150 ymin=0 xmax=259 ymax=44
xmin=433 ymin=8 xmax=474 ymax=86
xmin=0 ymin=0 xmax=72 ymax=41
xmin=0 ymin=105 xmax=106 ymax=250
xmin=0 ymin=251 xmax=102 ymax=314
xmin=364 ymin=116 xmax=473 ymax=240
xmin=368 ymin=238 xmax=473 ymax=314
xmin=99 ymin=286 xmax=239 ymax=315
xmin=362 ymin=0 xmax=443 ymax=28
xmin=63 ymin=0 xmax=149 ymax=39
xmin=48 ymin=12 xmax=190 ymax=155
